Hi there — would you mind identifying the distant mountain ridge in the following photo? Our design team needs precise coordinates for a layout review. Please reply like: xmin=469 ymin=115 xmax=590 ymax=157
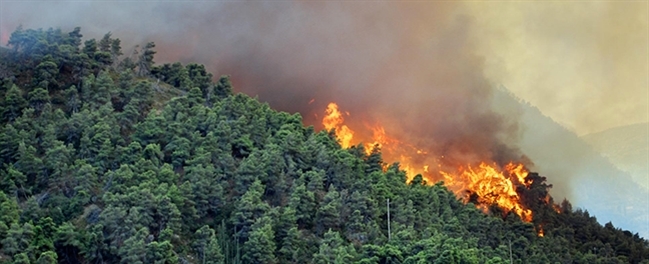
xmin=493 ymin=87 xmax=649 ymax=238
xmin=581 ymin=123 xmax=649 ymax=190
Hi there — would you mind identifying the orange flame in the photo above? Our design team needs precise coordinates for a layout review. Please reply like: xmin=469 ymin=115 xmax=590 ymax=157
xmin=440 ymin=162 xmax=533 ymax=222
xmin=322 ymin=103 xmax=355 ymax=148
xmin=322 ymin=102 xmax=536 ymax=222
xmin=505 ymin=162 xmax=531 ymax=187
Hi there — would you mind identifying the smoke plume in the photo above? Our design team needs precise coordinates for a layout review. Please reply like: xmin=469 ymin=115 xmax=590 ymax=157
xmin=2 ymin=2 xmax=527 ymax=164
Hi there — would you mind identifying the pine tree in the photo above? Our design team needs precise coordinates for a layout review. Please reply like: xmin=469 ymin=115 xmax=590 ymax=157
xmin=312 ymin=229 xmax=355 ymax=264
xmin=92 ymin=70 xmax=115 ymax=107
xmin=2 ymin=84 xmax=27 ymax=122
xmin=213 ymin=75 xmax=233 ymax=100
xmin=194 ymin=225 xmax=225 ymax=264
xmin=316 ymin=185 xmax=342 ymax=234
xmin=204 ymin=234 xmax=225 ymax=264
xmin=0 ymin=192 xmax=20 ymax=238
xmin=279 ymin=226 xmax=307 ymax=264
xmin=288 ymin=180 xmax=316 ymax=230
xmin=136 ymin=42 xmax=156 ymax=77
xmin=28 ymin=88 xmax=51 ymax=114
xmin=231 ymin=180 xmax=270 ymax=241
xmin=118 ymin=227 xmax=148 ymax=264
xmin=34 ymin=55 xmax=59 ymax=90
xmin=146 ymin=240 xmax=178 ymax=264
xmin=242 ymin=216 xmax=277 ymax=264
xmin=234 ymin=152 xmax=266 ymax=196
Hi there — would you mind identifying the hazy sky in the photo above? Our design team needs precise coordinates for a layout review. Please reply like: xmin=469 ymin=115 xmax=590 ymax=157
xmin=468 ymin=2 xmax=648 ymax=135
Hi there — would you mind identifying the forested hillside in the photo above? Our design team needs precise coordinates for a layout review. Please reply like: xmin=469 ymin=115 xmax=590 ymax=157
xmin=0 ymin=26 xmax=648 ymax=264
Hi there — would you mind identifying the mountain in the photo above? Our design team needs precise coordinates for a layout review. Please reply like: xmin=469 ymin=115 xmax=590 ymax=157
xmin=0 ymin=26 xmax=647 ymax=264
xmin=581 ymin=123 xmax=649 ymax=190
xmin=493 ymin=87 xmax=649 ymax=239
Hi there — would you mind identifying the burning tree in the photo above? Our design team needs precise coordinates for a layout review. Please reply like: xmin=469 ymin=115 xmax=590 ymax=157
xmin=321 ymin=102 xmax=564 ymax=231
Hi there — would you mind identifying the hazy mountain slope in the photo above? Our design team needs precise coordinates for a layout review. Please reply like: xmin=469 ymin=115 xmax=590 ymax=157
xmin=581 ymin=123 xmax=649 ymax=190
xmin=493 ymin=88 xmax=649 ymax=238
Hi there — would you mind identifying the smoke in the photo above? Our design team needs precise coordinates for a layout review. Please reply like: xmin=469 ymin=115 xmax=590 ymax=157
xmin=2 ymin=1 xmax=647 ymax=234
xmin=468 ymin=2 xmax=648 ymax=136
xmin=180 ymin=2 xmax=529 ymax=173
xmin=2 ymin=1 xmax=526 ymax=162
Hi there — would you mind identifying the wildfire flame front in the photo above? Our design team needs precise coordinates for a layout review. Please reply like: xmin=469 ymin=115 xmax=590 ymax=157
xmin=322 ymin=102 xmax=535 ymax=222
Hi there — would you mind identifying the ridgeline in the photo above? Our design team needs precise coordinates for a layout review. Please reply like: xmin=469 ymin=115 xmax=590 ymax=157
xmin=0 ymin=27 xmax=647 ymax=264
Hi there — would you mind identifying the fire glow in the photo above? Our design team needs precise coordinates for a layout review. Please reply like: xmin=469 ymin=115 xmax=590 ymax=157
xmin=322 ymin=102 xmax=535 ymax=222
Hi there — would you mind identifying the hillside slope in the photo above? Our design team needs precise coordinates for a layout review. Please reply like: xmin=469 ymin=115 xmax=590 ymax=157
xmin=0 ymin=26 xmax=647 ymax=264
xmin=581 ymin=123 xmax=649 ymax=190
xmin=493 ymin=87 xmax=649 ymax=239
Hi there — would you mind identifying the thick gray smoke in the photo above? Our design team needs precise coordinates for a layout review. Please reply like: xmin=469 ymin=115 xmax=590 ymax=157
xmin=165 ymin=2 xmax=528 ymax=174
xmin=2 ymin=2 xmax=526 ymax=166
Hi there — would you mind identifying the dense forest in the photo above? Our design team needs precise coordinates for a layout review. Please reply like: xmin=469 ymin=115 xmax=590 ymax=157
xmin=0 ymin=26 xmax=648 ymax=264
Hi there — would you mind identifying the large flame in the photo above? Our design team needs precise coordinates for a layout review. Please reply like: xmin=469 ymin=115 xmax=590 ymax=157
xmin=440 ymin=162 xmax=532 ymax=222
xmin=322 ymin=103 xmax=355 ymax=148
xmin=322 ymin=102 xmax=535 ymax=222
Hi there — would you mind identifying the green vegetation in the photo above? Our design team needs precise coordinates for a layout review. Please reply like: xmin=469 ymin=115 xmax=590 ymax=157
xmin=0 ymin=26 xmax=647 ymax=264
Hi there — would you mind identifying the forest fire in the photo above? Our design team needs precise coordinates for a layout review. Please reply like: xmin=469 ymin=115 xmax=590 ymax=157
xmin=322 ymin=102 xmax=535 ymax=222
xmin=440 ymin=162 xmax=532 ymax=222
xmin=322 ymin=103 xmax=354 ymax=148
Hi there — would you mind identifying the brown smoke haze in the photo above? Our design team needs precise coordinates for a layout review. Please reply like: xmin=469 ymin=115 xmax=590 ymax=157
xmin=1 ymin=1 xmax=647 ymax=235
xmin=469 ymin=2 xmax=648 ymax=136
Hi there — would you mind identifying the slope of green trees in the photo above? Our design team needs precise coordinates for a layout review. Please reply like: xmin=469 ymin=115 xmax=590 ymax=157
xmin=0 ymin=26 xmax=647 ymax=264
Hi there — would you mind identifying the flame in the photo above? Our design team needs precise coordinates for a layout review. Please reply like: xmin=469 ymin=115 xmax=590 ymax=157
xmin=322 ymin=103 xmax=355 ymax=148
xmin=505 ymin=162 xmax=531 ymax=187
xmin=538 ymin=225 xmax=545 ymax=237
xmin=439 ymin=162 xmax=533 ymax=222
xmin=321 ymin=102 xmax=537 ymax=222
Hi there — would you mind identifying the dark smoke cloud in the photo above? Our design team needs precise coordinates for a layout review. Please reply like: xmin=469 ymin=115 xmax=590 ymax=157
xmin=210 ymin=3 xmax=528 ymax=172
xmin=5 ymin=1 xmax=524 ymax=166
xmin=0 ymin=0 xmax=567 ymax=194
